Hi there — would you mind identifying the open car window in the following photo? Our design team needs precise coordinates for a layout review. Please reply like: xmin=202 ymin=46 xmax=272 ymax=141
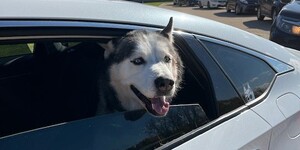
xmin=0 ymin=105 xmax=209 ymax=150
xmin=0 ymin=28 xmax=248 ymax=149
xmin=0 ymin=37 xmax=212 ymax=137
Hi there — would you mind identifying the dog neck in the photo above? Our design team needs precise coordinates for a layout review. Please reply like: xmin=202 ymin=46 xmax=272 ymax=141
xmin=97 ymin=66 xmax=125 ymax=115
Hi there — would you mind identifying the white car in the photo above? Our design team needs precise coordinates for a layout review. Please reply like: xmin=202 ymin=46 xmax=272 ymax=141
xmin=0 ymin=0 xmax=300 ymax=149
xmin=174 ymin=0 xmax=197 ymax=6
xmin=198 ymin=0 xmax=227 ymax=8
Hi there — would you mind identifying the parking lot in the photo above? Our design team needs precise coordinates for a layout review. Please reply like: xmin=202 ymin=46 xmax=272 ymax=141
xmin=160 ymin=3 xmax=272 ymax=39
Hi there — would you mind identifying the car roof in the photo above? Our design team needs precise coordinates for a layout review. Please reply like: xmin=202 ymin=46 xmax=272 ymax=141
xmin=0 ymin=0 xmax=295 ymax=63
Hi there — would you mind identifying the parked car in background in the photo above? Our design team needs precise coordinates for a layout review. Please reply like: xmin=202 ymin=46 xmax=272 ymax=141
xmin=198 ymin=0 xmax=227 ymax=8
xmin=1 ymin=0 xmax=300 ymax=149
xmin=270 ymin=0 xmax=300 ymax=50
xmin=226 ymin=0 xmax=259 ymax=15
xmin=174 ymin=0 xmax=197 ymax=6
xmin=257 ymin=0 xmax=291 ymax=22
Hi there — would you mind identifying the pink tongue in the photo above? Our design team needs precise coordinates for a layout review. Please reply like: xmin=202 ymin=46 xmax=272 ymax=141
xmin=151 ymin=97 xmax=170 ymax=115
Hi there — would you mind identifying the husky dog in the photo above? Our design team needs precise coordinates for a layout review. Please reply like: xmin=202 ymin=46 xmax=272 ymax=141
xmin=98 ymin=18 xmax=183 ymax=117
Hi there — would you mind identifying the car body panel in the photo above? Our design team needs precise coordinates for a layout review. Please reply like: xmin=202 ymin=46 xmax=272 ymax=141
xmin=250 ymin=64 xmax=300 ymax=125
xmin=173 ymin=109 xmax=272 ymax=150
xmin=250 ymin=69 xmax=300 ymax=149
xmin=269 ymin=115 xmax=300 ymax=150
xmin=276 ymin=93 xmax=300 ymax=138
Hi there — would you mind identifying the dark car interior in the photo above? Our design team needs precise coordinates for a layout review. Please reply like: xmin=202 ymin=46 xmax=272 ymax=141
xmin=0 ymin=41 xmax=105 ymax=136
xmin=0 ymin=38 xmax=213 ymax=137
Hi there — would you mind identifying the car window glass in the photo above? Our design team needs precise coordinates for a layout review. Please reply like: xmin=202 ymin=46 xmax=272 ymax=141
xmin=202 ymin=41 xmax=276 ymax=102
xmin=0 ymin=105 xmax=209 ymax=150
xmin=0 ymin=43 xmax=34 ymax=58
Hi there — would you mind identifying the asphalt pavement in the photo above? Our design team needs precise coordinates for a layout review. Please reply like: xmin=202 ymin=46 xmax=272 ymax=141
xmin=160 ymin=3 xmax=272 ymax=39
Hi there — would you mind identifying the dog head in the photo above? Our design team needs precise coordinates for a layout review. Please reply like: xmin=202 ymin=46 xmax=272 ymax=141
xmin=102 ymin=18 xmax=183 ymax=116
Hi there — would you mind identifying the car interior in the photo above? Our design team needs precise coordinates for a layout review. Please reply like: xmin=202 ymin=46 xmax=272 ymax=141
xmin=0 ymin=38 xmax=213 ymax=138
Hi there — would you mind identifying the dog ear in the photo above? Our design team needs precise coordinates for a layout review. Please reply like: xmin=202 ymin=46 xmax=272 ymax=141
xmin=100 ymin=40 xmax=116 ymax=59
xmin=161 ymin=17 xmax=173 ymax=42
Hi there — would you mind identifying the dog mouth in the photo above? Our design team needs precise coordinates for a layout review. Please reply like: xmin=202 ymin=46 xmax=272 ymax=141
xmin=130 ymin=85 xmax=170 ymax=116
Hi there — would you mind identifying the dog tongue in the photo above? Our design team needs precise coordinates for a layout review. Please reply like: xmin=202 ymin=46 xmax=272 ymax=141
xmin=151 ymin=97 xmax=170 ymax=115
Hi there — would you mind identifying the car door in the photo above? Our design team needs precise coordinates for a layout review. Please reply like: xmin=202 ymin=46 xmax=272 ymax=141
xmin=160 ymin=34 xmax=294 ymax=149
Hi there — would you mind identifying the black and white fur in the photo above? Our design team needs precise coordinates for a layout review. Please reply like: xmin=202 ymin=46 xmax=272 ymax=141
xmin=98 ymin=18 xmax=183 ymax=117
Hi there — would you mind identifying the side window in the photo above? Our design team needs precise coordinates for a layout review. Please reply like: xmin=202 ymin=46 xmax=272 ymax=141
xmin=202 ymin=40 xmax=276 ymax=102
xmin=0 ymin=43 xmax=34 ymax=57
xmin=0 ymin=39 xmax=209 ymax=149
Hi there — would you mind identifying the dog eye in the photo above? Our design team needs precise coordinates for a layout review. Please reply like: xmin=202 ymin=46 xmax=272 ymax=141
xmin=164 ymin=56 xmax=171 ymax=63
xmin=131 ymin=57 xmax=145 ymax=65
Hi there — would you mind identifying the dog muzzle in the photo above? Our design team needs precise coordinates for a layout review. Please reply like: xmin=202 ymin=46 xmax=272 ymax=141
xmin=130 ymin=85 xmax=170 ymax=116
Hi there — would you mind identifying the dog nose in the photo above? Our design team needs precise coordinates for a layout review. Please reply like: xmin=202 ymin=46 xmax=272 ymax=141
xmin=155 ymin=77 xmax=174 ymax=93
